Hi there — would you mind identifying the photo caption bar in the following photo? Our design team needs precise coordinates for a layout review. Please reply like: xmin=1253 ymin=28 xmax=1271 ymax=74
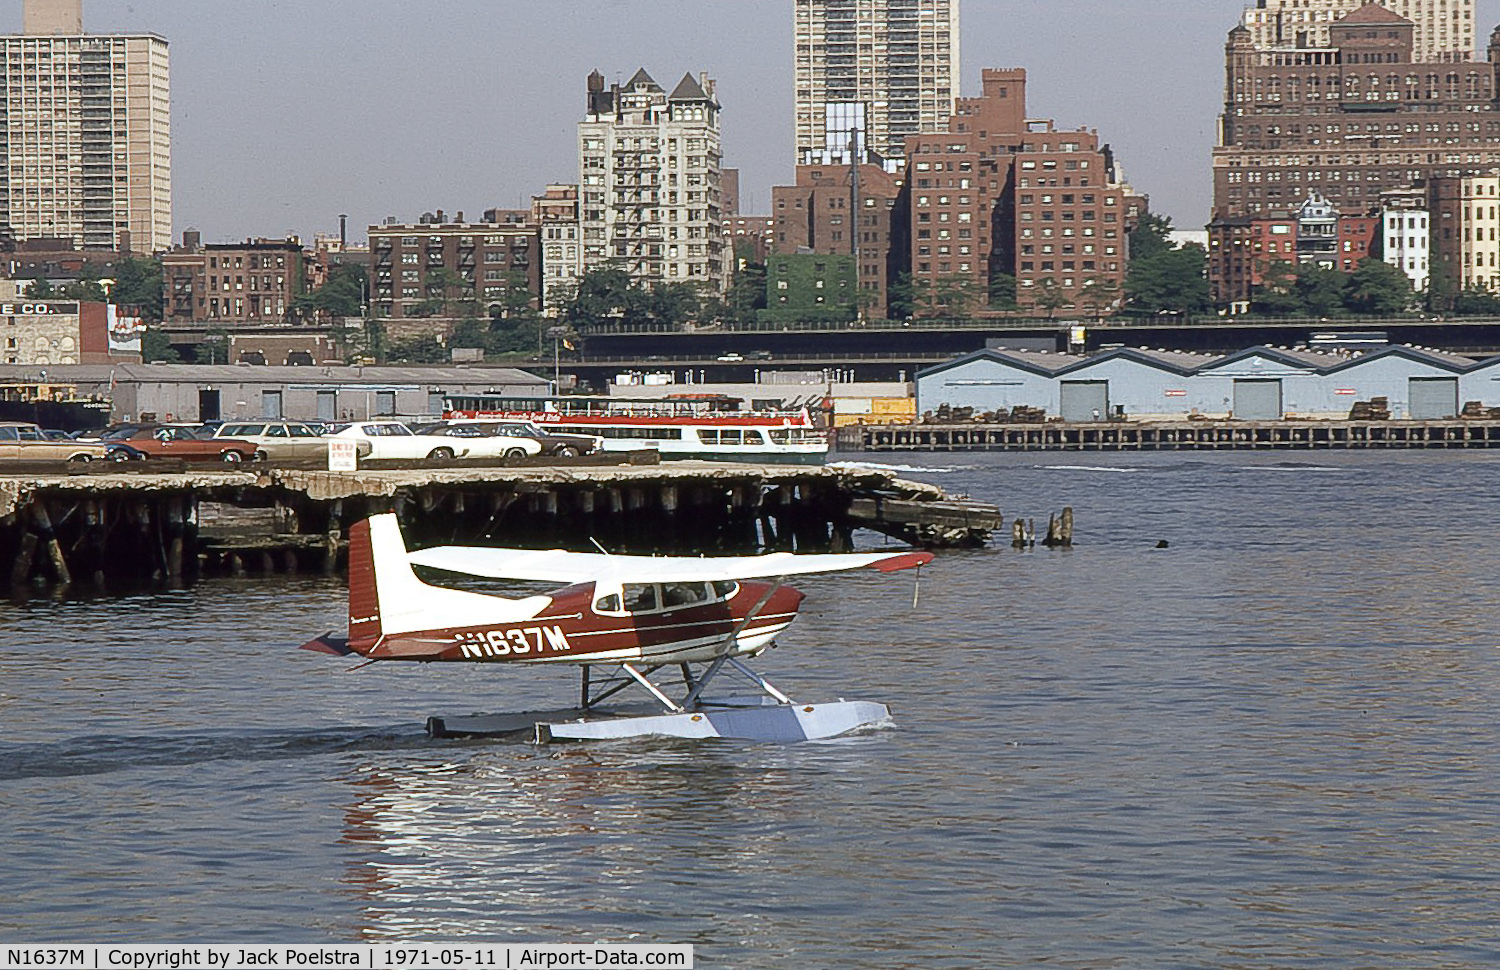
xmin=0 ymin=946 xmax=693 ymax=970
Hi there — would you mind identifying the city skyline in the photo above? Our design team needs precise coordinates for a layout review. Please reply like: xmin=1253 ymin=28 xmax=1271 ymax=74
xmin=46 ymin=0 xmax=1500 ymax=247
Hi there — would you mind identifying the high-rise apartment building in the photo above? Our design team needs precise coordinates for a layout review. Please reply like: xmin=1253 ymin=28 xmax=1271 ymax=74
xmin=793 ymin=0 xmax=959 ymax=168
xmin=578 ymin=69 xmax=726 ymax=296
xmin=1213 ymin=9 xmax=1500 ymax=222
xmin=905 ymin=69 xmax=1130 ymax=312
xmin=0 ymin=0 xmax=171 ymax=252
xmin=1242 ymin=0 xmax=1475 ymax=62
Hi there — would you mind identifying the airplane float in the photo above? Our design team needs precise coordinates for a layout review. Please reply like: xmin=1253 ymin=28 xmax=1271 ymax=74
xmin=302 ymin=512 xmax=933 ymax=742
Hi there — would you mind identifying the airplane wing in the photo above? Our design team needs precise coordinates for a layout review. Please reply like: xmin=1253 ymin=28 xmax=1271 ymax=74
xmin=405 ymin=545 xmax=933 ymax=584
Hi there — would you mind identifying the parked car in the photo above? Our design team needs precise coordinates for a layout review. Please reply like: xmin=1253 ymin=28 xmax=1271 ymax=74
xmin=107 ymin=426 xmax=258 ymax=463
xmin=212 ymin=421 xmax=333 ymax=461
xmin=417 ymin=420 xmax=602 ymax=458
xmin=326 ymin=420 xmax=541 ymax=461
xmin=0 ymin=421 xmax=109 ymax=461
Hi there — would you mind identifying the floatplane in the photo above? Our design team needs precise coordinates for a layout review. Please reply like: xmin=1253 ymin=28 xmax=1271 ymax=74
xmin=301 ymin=513 xmax=932 ymax=742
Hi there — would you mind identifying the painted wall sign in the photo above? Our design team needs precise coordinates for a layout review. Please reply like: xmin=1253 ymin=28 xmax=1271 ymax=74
xmin=0 ymin=301 xmax=78 ymax=315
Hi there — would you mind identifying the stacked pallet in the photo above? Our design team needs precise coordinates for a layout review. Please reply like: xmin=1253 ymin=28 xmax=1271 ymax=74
xmin=1008 ymin=406 xmax=1048 ymax=423
xmin=1348 ymin=396 xmax=1391 ymax=420
xmin=1461 ymin=400 xmax=1500 ymax=419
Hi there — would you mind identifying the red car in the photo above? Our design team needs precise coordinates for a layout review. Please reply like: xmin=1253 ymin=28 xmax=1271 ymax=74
xmin=110 ymin=426 xmax=258 ymax=463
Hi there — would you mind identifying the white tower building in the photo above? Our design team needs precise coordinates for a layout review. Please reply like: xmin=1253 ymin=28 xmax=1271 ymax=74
xmin=577 ymin=69 xmax=726 ymax=296
xmin=0 ymin=0 xmax=171 ymax=251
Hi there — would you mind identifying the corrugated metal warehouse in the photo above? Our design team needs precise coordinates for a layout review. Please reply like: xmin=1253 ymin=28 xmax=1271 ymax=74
xmin=917 ymin=345 xmax=1499 ymax=421
xmin=0 ymin=363 xmax=551 ymax=424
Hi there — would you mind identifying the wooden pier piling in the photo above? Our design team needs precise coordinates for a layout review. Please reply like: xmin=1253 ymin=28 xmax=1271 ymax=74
xmin=0 ymin=458 xmax=1008 ymax=593
xmin=841 ymin=418 xmax=1500 ymax=452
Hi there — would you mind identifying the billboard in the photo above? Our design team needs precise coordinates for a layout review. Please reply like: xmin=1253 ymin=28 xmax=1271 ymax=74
xmin=106 ymin=304 xmax=145 ymax=354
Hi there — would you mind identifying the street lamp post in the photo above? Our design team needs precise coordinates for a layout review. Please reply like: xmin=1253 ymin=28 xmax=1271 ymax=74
xmin=545 ymin=326 xmax=568 ymax=394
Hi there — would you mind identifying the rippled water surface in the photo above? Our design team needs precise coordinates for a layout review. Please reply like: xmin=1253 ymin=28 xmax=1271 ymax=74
xmin=3 ymin=451 xmax=1499 ymax=968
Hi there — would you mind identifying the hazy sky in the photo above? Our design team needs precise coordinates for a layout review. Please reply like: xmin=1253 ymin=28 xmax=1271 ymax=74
xmin=64 ymin=0 xmax=1500 ymax=246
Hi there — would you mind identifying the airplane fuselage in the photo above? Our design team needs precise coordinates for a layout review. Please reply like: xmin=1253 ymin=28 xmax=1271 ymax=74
xmin=352 ymin=580 xmax=805 ymax=665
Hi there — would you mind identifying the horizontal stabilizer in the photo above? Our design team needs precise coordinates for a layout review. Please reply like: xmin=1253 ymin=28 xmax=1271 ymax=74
xmin=407 ymin=545 xmax=934 ymax=583
xmin=300 ymin=633 xmax=354 ymax=656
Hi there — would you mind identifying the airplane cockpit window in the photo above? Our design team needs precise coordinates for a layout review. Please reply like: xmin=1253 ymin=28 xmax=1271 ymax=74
xmin=661 ymin=582 xmax=711 ymax=608
xmin=597 ymin=581 xmax=734 ymax=615
xmin=622 ymin=583 xmax=657 ymax=612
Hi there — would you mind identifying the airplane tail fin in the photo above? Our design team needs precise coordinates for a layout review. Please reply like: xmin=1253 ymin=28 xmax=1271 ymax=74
xmin=344 ymin=513 xmax=548 ymax=657
xmin=345 ymin=515 xmax=388 ymax=650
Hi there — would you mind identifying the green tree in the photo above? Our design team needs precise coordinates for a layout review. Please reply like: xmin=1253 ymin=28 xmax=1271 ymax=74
xmin=60 ymin=262 xmax=108 ymax=301
xmin=931 ymin=274 xmax=983 ymax=316
xmin=887 ymin=272 xmax=929 ymax=319
xmin=385 ymin=333 xmax=448 ymax=363
xmin=1451 ymin=282 xmax=1500 ymax=315
xmin=649 ymin=281 xmax=702 ymax=328
xmin=1076 ymin=277 xmax=1123 ymax=318
xmin=726 ymin=260 xmax=766 ymax=322
xmin=987 ymin=272 xmax=1019 ymax=311
xmin=1295 ymin=264 xmax=1347 ymax=317
xmin=141 ymin=327 xmax=178 ymax=363
xmin=24 ymin=277 xmax=55 ymax=298
xmin=293 ymin=262 xmax=367 ymax=320
xmin=1028 ymin=277 xmax=1070 ymax=319
xmin=563 ymin=266 xmax=652 ymax=329
xmin=1125 ymin=244 xmax=1211 ymax=316
xmin=1129 ymin=212 xmax=1174 ymax=261
xmin=1250 ymin=259 xmax=1301 ymax=315
xmin=113 ymin=255 xmax=164 ymax=321
xmin=197 ymin=325 xmax=230 ymax=364
xmin=1342 ymin=258 xmax=1411 ymax=315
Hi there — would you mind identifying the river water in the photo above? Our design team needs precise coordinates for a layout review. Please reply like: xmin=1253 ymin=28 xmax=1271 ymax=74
xmin=2 ymin=451 xmax=1499 ymax=968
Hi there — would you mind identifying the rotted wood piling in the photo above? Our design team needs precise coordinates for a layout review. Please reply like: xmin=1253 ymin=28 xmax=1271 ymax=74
xmin=0 ymin=459 xmax=1010 ymax=593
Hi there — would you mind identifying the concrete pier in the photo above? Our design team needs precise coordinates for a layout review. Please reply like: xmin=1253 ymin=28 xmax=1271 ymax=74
xmin=839 ymin=418 xmax=1500 ymax=452
xmin=0 ymin=457 xmax=1007 ymax=592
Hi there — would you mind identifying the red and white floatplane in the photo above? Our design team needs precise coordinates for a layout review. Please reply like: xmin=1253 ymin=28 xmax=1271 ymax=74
xmin=302 ymin=513 xmax=932 ymax=742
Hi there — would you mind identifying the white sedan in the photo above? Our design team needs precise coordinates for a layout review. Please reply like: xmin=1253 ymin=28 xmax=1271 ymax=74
xmin=326 ymin=421 xmax=542 ymax=461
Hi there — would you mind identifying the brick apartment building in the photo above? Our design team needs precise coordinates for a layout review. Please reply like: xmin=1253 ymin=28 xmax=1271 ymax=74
xmin=770 ymin=162 xmax=902 ymax=318
xmin=161 ymin=232 xmax=307 ymax=326
xmin=1213 ymin=6 xmax=1500 ymax=221
xmin=368 ymin=214 xmax=539 ymax=323
xmin=904 ymin=68 xmax=1131 ymax=313
xmin=1207 ymin=212 xmax=1300 ymax=306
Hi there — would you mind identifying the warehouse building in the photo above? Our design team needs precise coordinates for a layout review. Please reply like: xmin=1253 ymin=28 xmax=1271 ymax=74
xmin=917 ymin=345 xmax=1495 ymax=421
xmin=0 ymin=363 xmax=550 ymax=425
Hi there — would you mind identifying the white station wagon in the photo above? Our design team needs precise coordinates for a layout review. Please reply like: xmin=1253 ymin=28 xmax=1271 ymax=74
xmin=325 ymin=420 xmax=542 ymax=461
xmin=213 ymin=421 xmax=329 ymax=461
